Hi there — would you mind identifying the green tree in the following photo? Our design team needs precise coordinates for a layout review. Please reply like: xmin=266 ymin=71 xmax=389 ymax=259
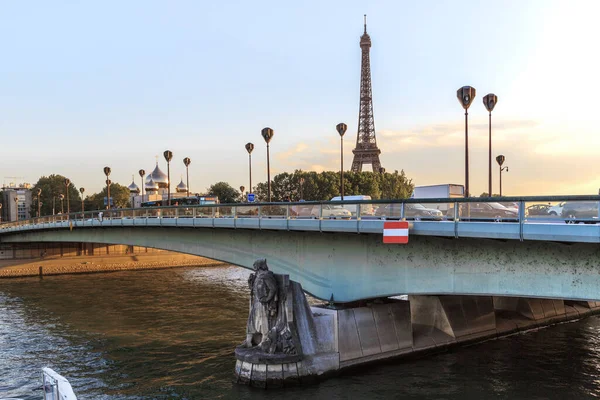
xmin=86 ymin=183 xmax=132 ymax=210
xmin=30 ymin=174 xmax=82 ymax=216
xmin=207 ymin=182 xmax=240 ymax=204
xmin=479 ymin=192 xmax=500 ymax=197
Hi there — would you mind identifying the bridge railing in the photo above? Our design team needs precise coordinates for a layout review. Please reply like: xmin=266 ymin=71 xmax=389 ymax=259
xmin=1 ymin=195 xmax=600 ymax=231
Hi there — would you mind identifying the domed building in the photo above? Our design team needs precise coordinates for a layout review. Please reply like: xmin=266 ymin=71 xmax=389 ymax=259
xmin=145 ymin=177 xmax=159 ymax=194
xmin=176 ymin=178 xmax=188 ymax=194
xmin=145 ymin=163 xmax=168 ymax=190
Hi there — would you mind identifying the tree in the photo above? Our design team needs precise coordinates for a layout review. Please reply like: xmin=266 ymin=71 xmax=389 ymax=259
xmin=479 ymin=192 xmax=500 ymax=198
xmin=207 ymin=182 xmax=240 ymax=204
xmin=86 ymin=183 xmax=131 ymax=210
xmin=30 ymin=174 xmax=82 ymax=216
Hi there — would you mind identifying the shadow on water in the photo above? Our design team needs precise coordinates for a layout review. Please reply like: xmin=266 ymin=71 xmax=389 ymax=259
xmin=2 ymin=265 xmax=600 ymax=399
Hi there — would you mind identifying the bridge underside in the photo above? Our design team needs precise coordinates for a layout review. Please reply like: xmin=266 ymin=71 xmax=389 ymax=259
xmin=2 ymin=226 xmax=599 ymax=302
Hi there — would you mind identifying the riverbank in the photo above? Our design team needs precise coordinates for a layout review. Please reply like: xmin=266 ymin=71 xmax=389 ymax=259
xmin=0 ymin=253 xmax=226 ymax=279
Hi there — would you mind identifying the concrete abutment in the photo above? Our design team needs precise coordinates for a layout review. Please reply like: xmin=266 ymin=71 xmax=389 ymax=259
xmin=234 ymin=280 xmax=600 ymax=387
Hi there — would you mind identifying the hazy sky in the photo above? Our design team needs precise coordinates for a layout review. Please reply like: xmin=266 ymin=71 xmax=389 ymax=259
xmin=1 ymin=0 xmax=599 ymax=196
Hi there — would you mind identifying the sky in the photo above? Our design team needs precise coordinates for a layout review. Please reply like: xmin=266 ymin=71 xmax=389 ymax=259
xmin=1 ymin=0 xmax=599 ymax=196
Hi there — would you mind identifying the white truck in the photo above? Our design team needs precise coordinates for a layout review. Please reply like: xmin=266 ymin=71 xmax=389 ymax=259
xmin=411 ymin=184 xmax=465 ymax=212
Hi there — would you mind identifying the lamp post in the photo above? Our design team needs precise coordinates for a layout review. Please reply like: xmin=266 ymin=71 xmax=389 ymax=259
xmin=64 ymin=178 xmax=71 ymax=217
xmin=103 ymin=166 xmax=111 ymax=209
xmin=336 ymin=123 xmax=347 ymax=201
xmin=0 ymin=203 xmax=2 ymax=223
xmin=36 ymin=188 xmax=42 ymax=217
xmin=13 ymin=196 xmax=19 ymax=221
xmin=483 ymin=93 xmax=498 ymax=197
xmin=496 ymin=155 xmax=508 ymax=196
xmin=139 ymin=169 xmax=146 ymax=204
xmin=79 ymin=187 xmax=85 ymax=219
xmin=240 ymin=186 xmax=245 ymax=202
xmin=164 ymin=150 xmax=173 ymax=205
xmin=245 ymin=143 xmax=254 ymax=195
xmin=59 ymin=194 xmax=64 ymax=215
xmin=299 ymin=177 xmax=305 ymax=200
xmin=183 ymin=157 xmax=191 ymax=197
xmin=261 ymin=128 xmax=274 ymax=202
xmin=457 ymin=86 xmax=476 ymax=197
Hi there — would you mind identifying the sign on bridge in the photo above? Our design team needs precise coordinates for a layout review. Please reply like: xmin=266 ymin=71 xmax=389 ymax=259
xmin=383 ymin=221 xmax=409 ymax=244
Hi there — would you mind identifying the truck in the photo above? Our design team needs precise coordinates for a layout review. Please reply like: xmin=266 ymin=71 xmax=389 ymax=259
xmin=411 ymin=184 xmax=465 ymax=212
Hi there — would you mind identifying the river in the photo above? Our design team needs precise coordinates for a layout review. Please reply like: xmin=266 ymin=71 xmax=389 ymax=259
xmin=1 ymin=266 xmax=600 ymax=399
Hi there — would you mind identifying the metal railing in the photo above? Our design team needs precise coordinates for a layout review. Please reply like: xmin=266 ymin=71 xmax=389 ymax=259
xmin=1 ymin=195 xmax=600 ymax=232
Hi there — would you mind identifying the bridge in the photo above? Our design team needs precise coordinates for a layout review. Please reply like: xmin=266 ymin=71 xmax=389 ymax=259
xmin=3 ymin=195 xmax=600 ymax=386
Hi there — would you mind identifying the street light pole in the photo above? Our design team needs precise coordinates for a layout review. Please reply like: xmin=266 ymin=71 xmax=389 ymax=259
xmin=496 ymin=155 xmax=508 ymax=196
xmin=103 ymin=166 xmax=111 ymax=209
xmin=240 ymin=186 xmax=245 ymax=202
xmin=261 ymin=128 xmax=274 ymax=202
xmin=79 ymin=187 xmax=85 ymax=219
xmin=336 ymin=123 xmax=347 ymax=201
xmin=299 ymin=177 xmax=305 ymax=201
xmin=36 ymin=188 xmax=42 ymax=218
xmin=183 ymin=157 xmax=191 ymax=197
xmin=13 ymin=196 xmax=19 ymax=221
xmin=457 ymin=86 xmax=476 ymax=197
xmin=64 ymin=178 xmax=71 ymax=217
xmin=245 ymin=143 xmax=254 ymax=195
xmin=164 ymin=150 xmax=173 ymax=205
xmin=483 ymin=94 xmax=498 ymax=196
xmin=59 ymin=194 xmax=64 ymax=215
xmin=139 ymin=169 xmax=146 ymax=204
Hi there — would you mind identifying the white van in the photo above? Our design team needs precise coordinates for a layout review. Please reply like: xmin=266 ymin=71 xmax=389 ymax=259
xmin=330 ymin=195 xmax=374 ymax=216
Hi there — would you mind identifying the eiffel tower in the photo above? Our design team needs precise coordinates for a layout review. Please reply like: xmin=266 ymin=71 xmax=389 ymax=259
xmin=351 ymin=15 xmax=382 ymax=173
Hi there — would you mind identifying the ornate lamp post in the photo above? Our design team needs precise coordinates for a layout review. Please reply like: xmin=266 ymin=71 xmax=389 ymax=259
xmin=496 ymin=155 xmax=508 ymax=196
xmin=64 ymin=178 xmax=71 ymax=216
xmin=59 ymin=194 xmax=64 ymax=215
xmin=36 ymin=188 xmax=42 ymax=217
xmin=183 ymin=157 xmax=191 ymax=197
xmin=164 ymin=150 xmax=173 ymax=205
xmin=299 ymin=177 xmax=305 ymax=200
xmin=336 ymin=123 xmax=347 ymax=201
xmin=103 ymin=166 xmax=111 ymax=209
xmin=457 ymin=86 xmax=476 ymax=197
xmin=79 ymin=187 xmax=85 ymax=219
xmin=139 ymin=169 xmax=146 ymax=204
xmin=483 ymin=93 xmax=498 ymax=197
xmin=261 ymin=128 xmax=274 ymax=202
xmin=245 ymin=143 xmax=254 ymax=195
xmin=240 ymin=186 xmax=245 ymax=202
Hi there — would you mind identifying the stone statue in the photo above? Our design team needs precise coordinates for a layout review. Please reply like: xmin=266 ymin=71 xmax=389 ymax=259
xmin=239 ymin=259 xmax=297 ymax=355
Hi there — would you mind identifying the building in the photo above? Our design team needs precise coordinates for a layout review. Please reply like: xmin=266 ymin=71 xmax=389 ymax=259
xmin=1 ymin=183 xmax=33 ymax=222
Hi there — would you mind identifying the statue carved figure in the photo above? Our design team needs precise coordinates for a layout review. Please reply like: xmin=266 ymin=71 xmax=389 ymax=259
xmin=239 ymin=259 xmax=297 ymax=355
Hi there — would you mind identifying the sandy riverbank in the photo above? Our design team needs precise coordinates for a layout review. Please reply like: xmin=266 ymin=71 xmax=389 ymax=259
xmin=0 ymin=253 xmax=227 ymax=279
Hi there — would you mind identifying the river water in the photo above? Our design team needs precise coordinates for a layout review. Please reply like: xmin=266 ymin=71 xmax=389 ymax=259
xmin=2 ymin=266 xmax=600 ymax=399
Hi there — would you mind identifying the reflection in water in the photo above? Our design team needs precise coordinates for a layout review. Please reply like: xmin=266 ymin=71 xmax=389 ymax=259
xmin=1 ymin=266 xmax=600 ymax=399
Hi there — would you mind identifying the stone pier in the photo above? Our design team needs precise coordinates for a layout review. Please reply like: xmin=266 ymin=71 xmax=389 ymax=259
xmin=234 ymin=273 xmax=600 ymax=388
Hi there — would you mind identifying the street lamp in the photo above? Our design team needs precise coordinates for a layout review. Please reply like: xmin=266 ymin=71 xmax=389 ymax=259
xmin=457 ymin=86 xmax=476 ymax=197
xmin=59 ymin=194 xmax=64 ymax=215
xmin=79 ymin=187 xmax=85 ymax=219
xmin=483 ymin=93 xmax=498 ymax=197
xmin=496 ymin=155 xmax=508 ymax=196
xmin=103 ymin=166 xmax=111 ymax=209
xmin=299 ymin=177 xmax=305 ymax=200
xmin=261 ymin=128 xmax=274 ymax=202
xmin=245 ymin=143 xmax=254 ymax=195
xmin=164 ymin=150 xmax=173 ymax=205
xmin=240 ymin=186 xmax=245 ymax=202
xmin=64 ymin=178 xmax=71 ymax=217
xmin=336 ymin=123 xmax=347 ymax=201
xmin=139 ymin=169 xmax=146 ymax=204
xmin=183 ymin=157 xmax=191 ymax=197
xmin=36 ymin=188 xmax=42 ymax=218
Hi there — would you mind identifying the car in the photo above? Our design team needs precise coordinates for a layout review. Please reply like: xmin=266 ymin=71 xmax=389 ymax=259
xmin=374 ymin=203 xmax=444 ymax=220
xmin=309 ymin=204 xmax=352 ymax=219
xmin=526 ymin=204 xmax=550 ymax=216
xmin=547 ymin=201 xmax=566 ymax=216
xmin=446 ymin=202 xmax=518 ymax=221
xmin=561 ymin=202 xmax=599 ymax=224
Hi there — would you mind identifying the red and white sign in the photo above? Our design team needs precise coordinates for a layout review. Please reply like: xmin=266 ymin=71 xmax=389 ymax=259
xmin=383 ymin=221 xmax=409 ymax=244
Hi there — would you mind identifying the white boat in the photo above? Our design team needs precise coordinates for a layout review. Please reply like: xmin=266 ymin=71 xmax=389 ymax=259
xmin=41 ymin=368 xmax=77 ymax=400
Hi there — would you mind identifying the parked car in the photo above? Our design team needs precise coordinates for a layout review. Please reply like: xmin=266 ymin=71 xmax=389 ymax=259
xmin=547 ymin=201 xmax=566 ymax=216
xmin=561 ymin=202 xmax=599 ymax=224
xmin=526 ymin=204 xmax=550 ymax=216
xmin=374 ymin=203 xmax=444 ymax=220
xmin=330 ymin=195 xmax=375 ymax=216
xmin=446 ymin=202 xmax=518 ymax=221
